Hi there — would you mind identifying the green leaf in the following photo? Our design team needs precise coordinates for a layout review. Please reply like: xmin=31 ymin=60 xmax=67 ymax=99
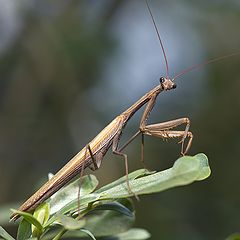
xmin=42 ymin=199 xmax=134 ymax=239
xmin=0 ymin=226 xmax=15 ymax=240
xmin=33 ymin=202 xmax=50 ymax=226
xmin=57 ymin=215 xmax=85 ymax=230
xmin=226 ymin=233 xmax=240 ymax=240
xmin=50 ymin=174 xmax=98 ymax=215
xmin=17 ymin=219 xmax=31 ymax=240
xmin=79 ymin=229 xmax=96 ymax=240
xmin=74 ymin=200 xmax=134 ymax=237
xmin=46 ymin=194 xmax=101 ymax=226
xmin=97 ymin=153 xmax=210 ymax=199
xmin=114 ymin=228 xmax=151 ymax=240
xmin=96 ymin=169 xmax=153 ymax=193
xmin=52 ymin=200 xmax=135 ymax=238
xmin=10 ymin=210 xmax=43 ymax=233
xmin=91 ymin=201 xmax=133 ymax=218
xmin=32 ymin=203 xmax=50 ymax=237
xmin=46 ymin=171 xmax=151 ymax=226
xmin=194 ymin=153 xmax=211 ymax=180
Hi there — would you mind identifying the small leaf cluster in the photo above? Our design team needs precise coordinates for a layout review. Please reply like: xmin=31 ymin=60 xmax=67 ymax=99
xmin=0 ymin=153 xmax=210 ymax=239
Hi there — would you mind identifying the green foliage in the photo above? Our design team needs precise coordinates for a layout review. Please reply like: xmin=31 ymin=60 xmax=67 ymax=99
xmin=0 ymin=226 xmax=15 ymax=240
xmin=226 ymin=233 xmax=240 ymax=240
xmin=1 ymin=153 xmax=210 ymax=239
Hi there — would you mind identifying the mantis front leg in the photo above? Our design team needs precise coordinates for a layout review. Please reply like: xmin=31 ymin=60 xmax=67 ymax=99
xmin=139 ymin=94 xmax=193 ymax=156
xmin=142 ymin=118 xmax=193 ymax=155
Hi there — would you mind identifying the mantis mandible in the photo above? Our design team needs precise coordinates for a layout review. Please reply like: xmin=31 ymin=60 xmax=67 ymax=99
xmin=13 ymin=0 xmax=236 ymax=221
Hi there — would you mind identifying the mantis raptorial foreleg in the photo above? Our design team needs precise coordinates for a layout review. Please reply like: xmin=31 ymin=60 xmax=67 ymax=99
xmin=142 ymin=118 xmax=193 ymax=155
xmin=118 ymin=97 xmax=193 ymax=169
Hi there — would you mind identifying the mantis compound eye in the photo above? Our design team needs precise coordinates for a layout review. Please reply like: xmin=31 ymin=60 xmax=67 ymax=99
xmin=159 ymin=77 xmax=165 ymax=83
xmin=172 ymin=83 xmax=177 ymax=89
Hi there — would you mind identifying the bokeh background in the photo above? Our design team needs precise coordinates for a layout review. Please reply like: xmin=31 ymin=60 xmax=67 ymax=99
xmin=0 ymin=0 xmax=240 ymax=239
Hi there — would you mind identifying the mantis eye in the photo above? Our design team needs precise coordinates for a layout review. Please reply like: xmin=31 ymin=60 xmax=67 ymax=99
xmin=160 ymin=77 xmax=165 ymax=83
xmin=172 ymin=83 xmax=177 ymax=89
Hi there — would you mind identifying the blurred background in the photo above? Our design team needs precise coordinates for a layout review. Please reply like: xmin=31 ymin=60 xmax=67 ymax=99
xmin=0 ymin=0 xmax=240 ymax=239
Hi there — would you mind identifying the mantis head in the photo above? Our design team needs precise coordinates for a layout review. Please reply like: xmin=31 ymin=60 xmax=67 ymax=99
xmin=159 ymin=77 xmax=177 ymax=91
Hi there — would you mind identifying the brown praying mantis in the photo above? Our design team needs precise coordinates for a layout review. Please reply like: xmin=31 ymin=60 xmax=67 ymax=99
xmin=10 ymin=1 xmax=238 ymax=222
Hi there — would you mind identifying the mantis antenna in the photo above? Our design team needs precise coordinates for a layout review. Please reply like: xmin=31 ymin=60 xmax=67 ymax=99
xmin=145 ymin=0 xmax=169 ymax=79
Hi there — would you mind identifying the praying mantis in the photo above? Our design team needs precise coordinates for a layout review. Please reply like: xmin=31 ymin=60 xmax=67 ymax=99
xmin=11 ymin=1 xmax=236 ymax=221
